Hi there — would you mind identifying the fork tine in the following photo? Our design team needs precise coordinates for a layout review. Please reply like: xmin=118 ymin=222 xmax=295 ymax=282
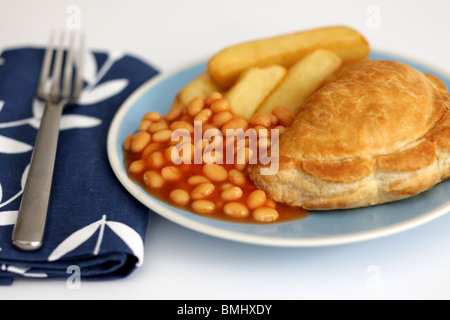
xmin=61 ymin=32 xmax=75 ymax=99
xmin=72 ymin=32 xmax=85 ymax=100
xmin=50 ymin=33 xmax=65 ymax=100
xmin=36 ymin=32 xmax=55 ymax=99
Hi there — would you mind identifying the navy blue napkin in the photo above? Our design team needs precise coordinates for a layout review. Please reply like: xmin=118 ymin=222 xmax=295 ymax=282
xmin=0 ymin=47 xmax=158 ymax=285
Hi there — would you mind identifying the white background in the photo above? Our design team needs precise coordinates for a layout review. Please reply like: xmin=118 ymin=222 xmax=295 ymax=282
xmin=1 ymin=0 xmax=450 ymax=300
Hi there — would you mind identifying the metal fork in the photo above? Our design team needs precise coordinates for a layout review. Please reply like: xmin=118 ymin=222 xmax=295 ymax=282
xmin=12 ymin=32 xmax=84 ymax=251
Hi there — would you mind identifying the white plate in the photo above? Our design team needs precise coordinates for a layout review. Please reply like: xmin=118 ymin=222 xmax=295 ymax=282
xmin=107 ymin=51 xmax=450 ymax=247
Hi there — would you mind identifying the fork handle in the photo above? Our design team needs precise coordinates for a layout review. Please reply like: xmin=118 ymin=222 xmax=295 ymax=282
xmin=12 ymin=100 xmax=64 ymax=251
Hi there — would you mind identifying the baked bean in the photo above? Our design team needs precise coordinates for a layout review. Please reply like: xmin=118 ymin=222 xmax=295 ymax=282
xmin=221 ymin=186 xmax=243 ymax=202
xmin=228 ymin=169 xmax=246 ymax=186
xmin=188 ymin=175 xmax=210 ymax=186
xmin=247 ymin=190 xmax=267 ymax=209
xmin=194 ymin=108 xmax=213 ymax=123
xmin=170 ymin=134 xmax=190 ymax=146
xmin=142 ymin=142 xmax=163 ymax=158
xmin=143 ymin=111 xmax=163 ymax=122
xmin=148 ymin=151 xmax=165 ymax=168
xmin=164 ymin=146 xmax=175 ymax=161
xmin=269 ymin=114 xmax=278 ymax=126
xmin=201 ymin=123 xmax=217 ymax=134
xmin=191 ymin=200 xmax=216 ymax=214
xmin=203 ymin=164 xmax=228 ymax=182
xmin=170 ymin=120 xmax=194 ymax=134
xmin=143 ymin=170 xmax=165 ymax=189
xmin=123 ymin=134 xmax=133 ymax=151
xmin=191 ymin=183 xmax=215 ymax=200
xmin=128 ymin=159 xmax=147 ymax=174
xmin=219 ymin=183 xmax=233 ymax=190
xmin=174 ymin=143 xmax=194 ymax=164
xmin=236 ymin=147 xmax=254 ymax=165
xmin=223 ymin=202 xmax=249 ymax=218
xmin=234 ymin=163 xmax=247 ymax=171
xmin=169 ymin=189 xmax=190 ymax=206
xmin=206 ymin=129 xmax=223 ymax=142
xmin=210 ymin=99 xmax=231 ymax=113
xmin=180 ymin=114 xmax=191 ymax=122
xmin=187 ymin=143 xmax=196 ymax=161
xmin=161 ymin=166 xmax=182 ymax=181
xmin=254 ymin=126 xmax=269 ymax=138
xmin=139 ymin=120 xmax=152 ymax=132
xmin=205 ymin=91 xmax=223 ymax=105
xmin=250 ymin=113 xmax=272 ymax=127
xmin=272 ymin=106 xmax=296 ymax=127
xmin=166 ymin=105 xmax=184 ymax=122
xmin=193 ymin=139 xmax=209 ymax=153
xmin=148 ymin=121 xmax=169 ymax=133
xmin=224 ymin=135 xmax=237 ymax=151
xmin=265 ymin=198 xmax=277 ymax=209
xmin=258 ymin=138 xmax=271 ymax=149
xmin=201 ymin=139 xmax=210 ymax=150
xmin=221 ymin=118 xmax=249 ymax=134
xmin=212 ymin=111 xmax=233 ymax=128
xmin=131 ymin=132 xmax=151 ymax=153
xmin=203 ymin=151 xmax=223 ymax=165
xmin=274 ymin=125 xmax=286 ymax=135
xmin=152 ymin=129 xmax=173 ymax=143
xmin=244 ymin=136 xmax=250 ymax=147
xmin=187 ymin=97 xmax=205 ymax=116
xmin=253 ymin=207 xmax=279 ymax=222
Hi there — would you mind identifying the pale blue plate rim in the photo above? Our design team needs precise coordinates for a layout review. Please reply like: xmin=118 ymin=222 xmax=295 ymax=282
xmin=107 ymin=50 xmax=450 ymax=247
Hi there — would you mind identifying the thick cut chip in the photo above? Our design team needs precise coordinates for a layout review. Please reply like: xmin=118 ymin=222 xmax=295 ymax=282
xmin=172 ymin=72 xmax=221 ymax=108
xmin=257 ymin=49 xmax=342 ymax=115
xmin=208 ymin=26 xmax=369 ymax=88
xmin=224 ymin=65 xmax=286 ymax=120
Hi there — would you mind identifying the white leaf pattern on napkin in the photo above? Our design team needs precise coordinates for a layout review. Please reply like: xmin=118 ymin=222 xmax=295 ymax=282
xmin=48 ymin=215 xmax=144 ymax=266
xmin=20 ymin=164 xmax=30 ymax=190
xmin=60 ymin=114 xmax=102 ymax=130
xmin=0 ymin=135 xmax=32 ymax=154
xmin=106 ymin=221 xmax=144 ymax=266
xmin=0 ymin=210 xmax=17 ymax=226
xmin=31 ymin=98 xmax=44 ymax=119
xmin=84 ymin=51 xmax=125 ymax=92
xmin=0 ymin=100 xmax=4 ymax=112
xmin=27 ymin=117 xmax=41 ymax=129
xmin=0 ymin=183 xmax=2 ymax=204
xmin=0 ymin=165 xmax=28 ymax=209
xmin=1 ymin=264 xmax=47 ymax=278
xmin=81 ymin=50 xmax=98 ymax=86
xmin=48 ymin=218 xmax=104 ymax=261
xmin=79 ymin=79 xmax=129 ymax=105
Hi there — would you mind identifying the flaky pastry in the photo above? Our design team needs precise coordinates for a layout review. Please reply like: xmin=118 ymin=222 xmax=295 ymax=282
xmin=249 ymin=60 xmax=450 ymax=210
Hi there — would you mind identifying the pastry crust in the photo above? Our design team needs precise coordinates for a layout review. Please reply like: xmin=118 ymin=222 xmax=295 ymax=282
xmin=248 ymin=60 xmax=450 ymax=210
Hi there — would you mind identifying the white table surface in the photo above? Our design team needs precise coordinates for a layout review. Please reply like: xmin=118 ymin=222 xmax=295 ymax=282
xmin=1 ymin=0 xmax=449 ymax=300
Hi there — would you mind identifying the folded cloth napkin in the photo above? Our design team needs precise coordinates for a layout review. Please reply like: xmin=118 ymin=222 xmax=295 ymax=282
xmin=0 ymin=47 xmax=158 ymax=285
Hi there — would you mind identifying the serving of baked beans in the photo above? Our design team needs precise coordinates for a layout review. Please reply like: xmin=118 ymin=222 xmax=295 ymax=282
xmin=123 ymin=92 xmax=309 ymax=223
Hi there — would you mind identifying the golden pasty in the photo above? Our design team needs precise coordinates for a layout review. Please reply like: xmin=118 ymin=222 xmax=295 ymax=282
xmin=248 ymin=60 xmax=450 ymax=210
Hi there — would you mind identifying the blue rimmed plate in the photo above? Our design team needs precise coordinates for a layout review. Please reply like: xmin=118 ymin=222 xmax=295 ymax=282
xmin=107 ymin=51 xmax=450 ymax=247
